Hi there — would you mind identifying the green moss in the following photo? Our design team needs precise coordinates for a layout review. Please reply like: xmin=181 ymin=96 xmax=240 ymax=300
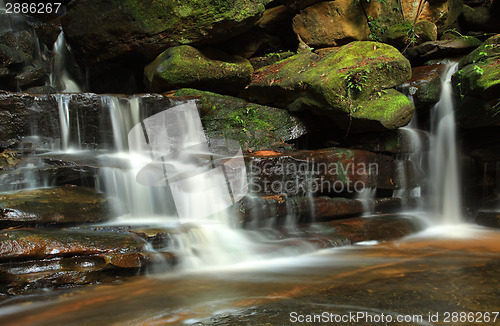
xmin=353 ymin=89 xmax=414 ymax=129
xmin=173 ymin=88 xmax=306 ymax=150
xmin=144 ymin=45 xmax=253 ymax=93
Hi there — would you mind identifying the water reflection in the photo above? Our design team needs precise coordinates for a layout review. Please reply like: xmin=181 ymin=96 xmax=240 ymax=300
xmin=1 ymin=225 xmax=499 ymax=326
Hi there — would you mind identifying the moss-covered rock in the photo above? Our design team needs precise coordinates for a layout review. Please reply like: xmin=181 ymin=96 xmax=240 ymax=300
xmin=144 ymin=46 xmax=253 ymax=94
xmin=62 ymin=0 xmax=268 ymax=64
xmin=453 ymin=34 xmax=500 ymax=128
xmin=249 ymin=41 xmax=413 ymax=132
xmin=382 ymin=20 xmax=437 ymax=49
xmin=171 ymin=89 xmax=307 ymax=151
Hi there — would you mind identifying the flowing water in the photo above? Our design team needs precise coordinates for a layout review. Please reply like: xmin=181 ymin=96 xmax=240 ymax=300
xmin=1 ymin=28 xmax=499 ymax=325
xmin=430 ymin=62 xmax=462 ymax=224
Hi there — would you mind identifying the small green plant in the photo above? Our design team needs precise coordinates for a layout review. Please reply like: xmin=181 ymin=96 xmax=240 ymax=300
xmin=473 ymin=65 xmax=484 ymax=75
xmin=343 ymin=69 xmax=369 ymax=93
xmin=367 ymin=16 xmax=386 ymax=42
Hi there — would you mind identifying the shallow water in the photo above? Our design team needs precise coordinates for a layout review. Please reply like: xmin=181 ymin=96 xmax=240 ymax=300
xmin=1 ymin=224 xmax=499 ymax=326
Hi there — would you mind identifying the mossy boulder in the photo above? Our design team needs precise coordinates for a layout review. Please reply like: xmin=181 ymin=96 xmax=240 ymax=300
xmin=144 ymin=46 xmax=253 ymax=94
xmin=453 ymin=34 xmax=500 ymax=128
xmin=249 ymin=41 xmax=413 ymax=132
xmin=382 ymin=20 xmax=437 ymax=49
xmin=61 ymin=0 xmax=268 ymax=64
xmin=171 ymin=89 xmax=307 ymax=151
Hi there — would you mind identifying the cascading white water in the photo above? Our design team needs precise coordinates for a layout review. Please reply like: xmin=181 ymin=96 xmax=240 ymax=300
xmin=50 ymin=32 xmax=82 ymax=93
xmin=356 ymin=187 xmax=376 ymax=216
xmin=430 ymin=62 xmax=462 ymax=224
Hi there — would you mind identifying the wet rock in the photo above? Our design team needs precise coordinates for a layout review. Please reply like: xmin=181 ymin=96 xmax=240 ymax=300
xmin=0 ymin=150 xmax=21 ymax=171
xmin=0 ymin=228 xmax=147 ymax=262
xmin=0 ymin=31 xmax=34 ymax=61
xmin=0 ymin=187 xmax=117 ymax=226
xmin=0 ymin=44 xmax=25 ymax=67
xmin=249 ymin=41 xmax=413 ymax=132
xmin=0 ymin=156 xmax=99 ymax=190
xmin=13 ymin=64 xmax=47 ymax=88
xmin=326 ymin=214 xmax=422 ymax=243
xmin=475 ymin=211 xmax=500 ymax=228
xmin=399 ymin=64 xmax=446 ymax=109
xmin=405 ymin=36 xmax=482 ymax=65
xmin=144 ymin=46 xmax=253 ymax=94
xmin=171 ymin=88 xmax=307 ymax=151
xmin=25 ymin=86 xmax=57 ymax=94
xmin=346 ymin=128 xmax=430 ymax=154
xmin=62 ymin=0 xmax=268 ymax=64
xmin=246 ymin=148 xmax=419 ymax=196
xmin=453 ymin=34 xmax=500 ymax=128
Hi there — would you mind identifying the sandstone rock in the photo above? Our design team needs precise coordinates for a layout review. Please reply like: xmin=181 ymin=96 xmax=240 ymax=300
xmin=245 ymin=148 xmax=420 ymax=196
xmin=61 ymin=0 xmax=268 ymax=64
xmin=399 ymin=64 xmax=446 ymax=109
xmin=0 ymin=228 xmax=147 ymax=261
xmin=383 ymin=20 xmax=438 ymax=49
xmin=249 ymin=41 xmax=413 ymax=132
xmin=144 ymin=45 xmax=253 ymax=94
xmin=171 ymin=89 xmax=307 ymax=151
xmin=0 ymin=187 xmax=117 ymax=226
xmin=292 ymin=0 xmax=405 ymax=48
xmin=405 ymin=36 xmax=482 ymax=64
xmin=346 ymin=128 xmax=430 ymax=153
xmin=325 ymin=214 xmax=423 ymax=243
xmin=400 ymin=0 xmax=463 ymax=34
xmin=292 ymin=0 xmax=370 ymax=48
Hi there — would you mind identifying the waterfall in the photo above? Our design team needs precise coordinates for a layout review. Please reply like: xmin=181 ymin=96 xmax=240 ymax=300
xmin=430 ymin=62 xmax=462 ymax=224
xmin=50 ymin=32 xmax=82 ymax=93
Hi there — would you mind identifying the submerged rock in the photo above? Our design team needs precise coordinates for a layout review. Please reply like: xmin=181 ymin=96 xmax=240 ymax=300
xmin=0 ymin=187 xmax=117 ymax=226
xmin=171 ymin=89 xmax=307 ymax=151
xmin=62 ymin=0 xmax=268 ymax=64
xmin=144 ymin=46 xmax=253 ymax=94
xmin=326 ymin=214 xmax=422 ymax=243
xmin=249 ymin=41 xmax=413 ymax=132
